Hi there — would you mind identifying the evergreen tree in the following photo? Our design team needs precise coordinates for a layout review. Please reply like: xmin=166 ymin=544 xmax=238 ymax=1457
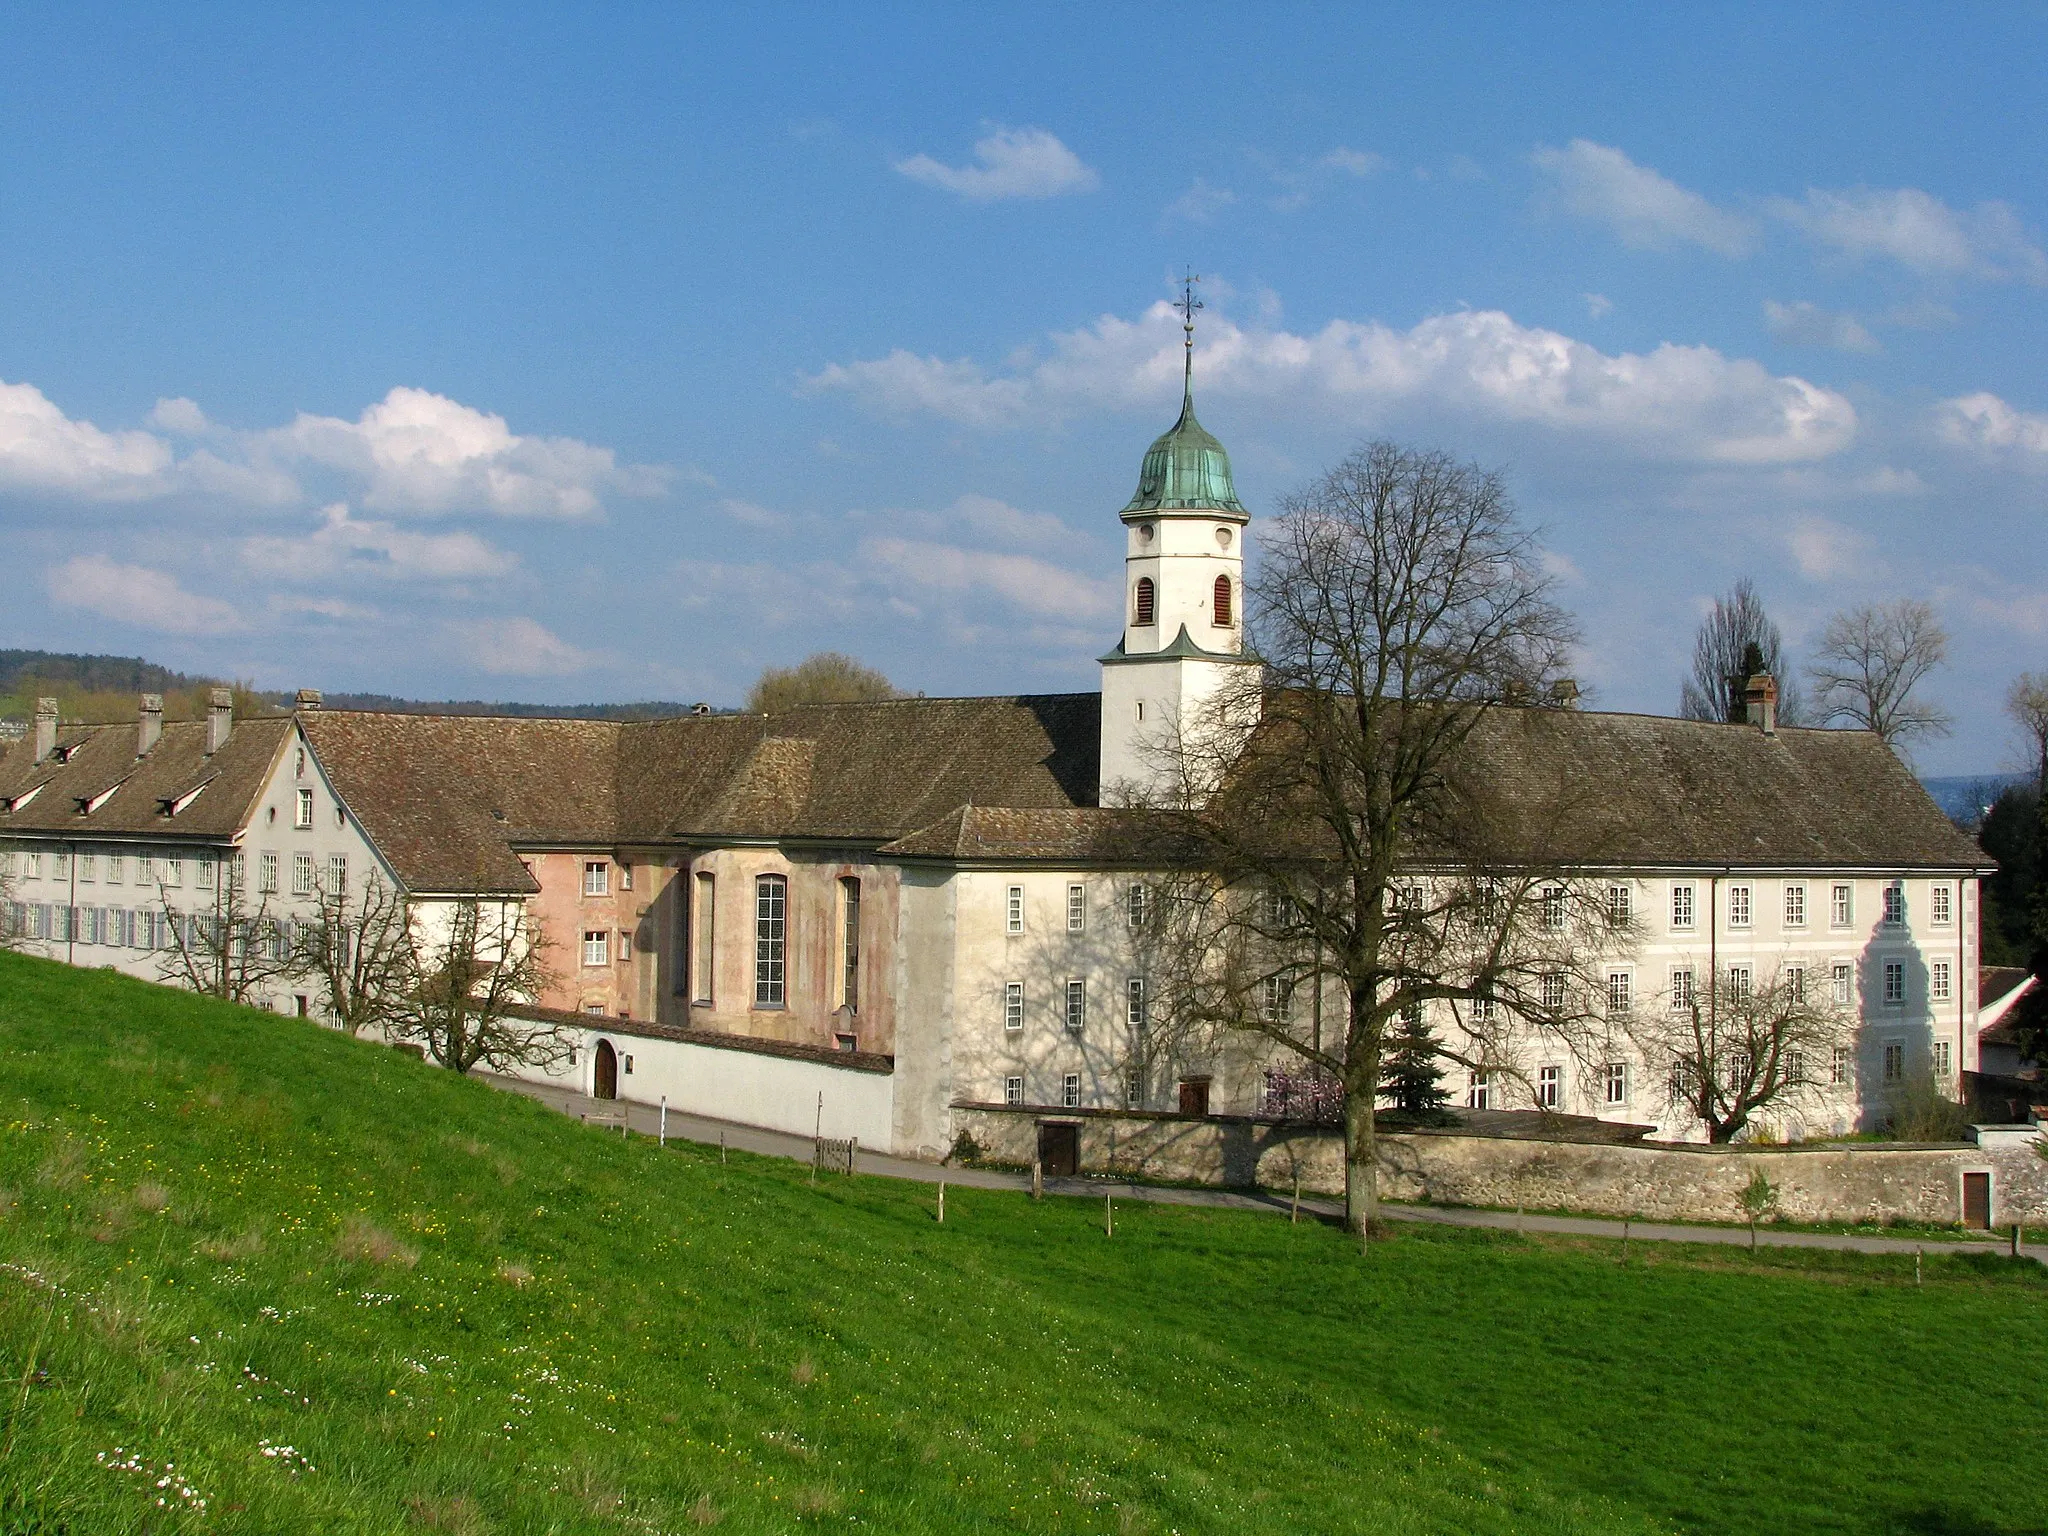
xmin=1380 ymin=1007 xmax=1450 ymax=1114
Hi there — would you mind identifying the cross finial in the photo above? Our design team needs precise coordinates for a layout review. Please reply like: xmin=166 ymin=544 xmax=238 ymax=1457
xmin=1174 ymin=269 xmax=1202 ymax=399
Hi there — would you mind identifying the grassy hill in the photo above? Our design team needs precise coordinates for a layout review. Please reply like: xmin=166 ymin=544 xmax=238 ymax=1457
xmin=0 ymin=953 xmax=2042 ymax=1535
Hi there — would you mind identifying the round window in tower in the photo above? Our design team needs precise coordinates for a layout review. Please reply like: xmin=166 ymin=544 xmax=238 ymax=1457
xmin=1137 ymin=523 xmax=1155 ymax=543
xmin=1215 ymin=526 xmax=1233 ymax=550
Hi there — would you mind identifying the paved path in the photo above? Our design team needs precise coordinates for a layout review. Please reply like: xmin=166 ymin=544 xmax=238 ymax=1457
xmin=489 ymin=1075 xmax=2039 ymax=1265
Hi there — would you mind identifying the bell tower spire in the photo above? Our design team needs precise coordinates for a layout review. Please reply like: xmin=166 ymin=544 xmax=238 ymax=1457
xmin=1174 ymin=269 xmax=1202 ymax=409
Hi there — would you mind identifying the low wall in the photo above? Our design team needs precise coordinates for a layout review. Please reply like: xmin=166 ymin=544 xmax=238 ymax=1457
xmin=954 ymin=1105 xmax=2048 ymax=1228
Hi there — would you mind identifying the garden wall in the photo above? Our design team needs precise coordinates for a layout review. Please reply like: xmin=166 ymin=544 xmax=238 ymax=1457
xmin=953 ymin=1105 xmax=2048 ymax=1228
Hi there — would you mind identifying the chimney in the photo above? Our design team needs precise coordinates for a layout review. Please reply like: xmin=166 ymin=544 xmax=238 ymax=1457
xmin=137 ymin=693 xmax=164 ymax=757
xmin=205 ymin=687 xmax=234 ymax=755
xmin=1548 ymin=678 xmax=1581 ymax=709
xmin=294 ymin=688 xmax=322 ymax=712
xmin=1743 ymin=673 xmax=1778 ymax=737
xmin=33 ymin=698 xmax=58 ymax=764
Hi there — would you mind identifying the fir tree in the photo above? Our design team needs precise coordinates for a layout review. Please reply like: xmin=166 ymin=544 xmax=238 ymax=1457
xmin=1380 ymin=1007 xmax=1450 ymax=1114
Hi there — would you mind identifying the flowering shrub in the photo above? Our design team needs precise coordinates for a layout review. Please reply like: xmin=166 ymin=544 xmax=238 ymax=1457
xmin=1261 ymin=1068 xmax=1344 ymax=1125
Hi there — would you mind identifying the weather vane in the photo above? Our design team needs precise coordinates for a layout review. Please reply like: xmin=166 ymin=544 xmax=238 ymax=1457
xmin=1174 ymin=269 xmax=1202 ymax=387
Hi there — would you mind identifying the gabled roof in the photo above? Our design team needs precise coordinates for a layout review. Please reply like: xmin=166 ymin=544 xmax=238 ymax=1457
xmin=0 ymin=716 xmax=292 ymax=841
xmin=880 ymin=806 xmax=1173 ymax=863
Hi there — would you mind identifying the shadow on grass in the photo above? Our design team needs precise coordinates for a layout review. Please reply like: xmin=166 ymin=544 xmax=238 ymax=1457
xmin=1899 ymin=1508 xmax=2048 ymax=1536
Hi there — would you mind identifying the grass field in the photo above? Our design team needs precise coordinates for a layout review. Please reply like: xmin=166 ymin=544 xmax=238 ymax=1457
xmin=0 ymin=950 xmax=2042 ymax=1535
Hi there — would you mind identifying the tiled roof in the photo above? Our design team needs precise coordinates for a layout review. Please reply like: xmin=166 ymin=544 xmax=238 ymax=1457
xmin=0 ymin=716 xmax=292 ymax=842
xmin=1981 ymin=966 xmax=2031 ymax=1009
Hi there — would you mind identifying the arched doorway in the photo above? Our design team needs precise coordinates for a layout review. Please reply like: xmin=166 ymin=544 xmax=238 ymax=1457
xmin=593 ymin=1039 xmax=618 ymax=1100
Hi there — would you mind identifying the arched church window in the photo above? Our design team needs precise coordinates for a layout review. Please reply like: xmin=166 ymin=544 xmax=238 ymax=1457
xmin=1133 ymin=577 xmax=1155 ymax=627
xmin=1212 ymin=575 xmax=1233 ymax=627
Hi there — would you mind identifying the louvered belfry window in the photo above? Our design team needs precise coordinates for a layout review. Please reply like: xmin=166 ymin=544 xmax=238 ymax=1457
xmin=1133 ymin=577 xmax=1155 ymax=627
xmin=1212 ymin=575 xmax=1233 ymax=626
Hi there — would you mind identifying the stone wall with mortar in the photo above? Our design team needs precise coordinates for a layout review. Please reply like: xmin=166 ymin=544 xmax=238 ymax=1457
xmin=954 ymin=1106 xmax=2048 ymax=1228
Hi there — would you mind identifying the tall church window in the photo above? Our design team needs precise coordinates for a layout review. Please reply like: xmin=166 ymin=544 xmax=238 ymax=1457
xmin=1133 ymin=577 xmax=1155 ymax=627
xmin=1212 ymin=575 xmax=1233 ymax=627
xmin=838 ymin=876 xmax=861 ymax=1010
xmin=754 ymin=874 xmax=786 ymax=1007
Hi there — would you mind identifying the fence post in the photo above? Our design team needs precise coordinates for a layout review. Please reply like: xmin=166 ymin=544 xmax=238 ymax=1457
xmin=659 ymin=1097 xmax=667 ymax=1148
xmin=1104 ymin=1191 xmax=1113 ymax=1238
xmin=1031 ymin=1159 xmax=1042 ymax=1201
xmin=848 ymin=1136 xmax=858 ymax=1178
xmin=937 ymin=1179 xmax=945 ymax=1224
xmin=720 ymin=1131 xmax=726 ymax=1164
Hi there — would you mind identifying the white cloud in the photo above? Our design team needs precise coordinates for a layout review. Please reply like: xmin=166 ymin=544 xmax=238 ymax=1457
xmin=0 ymin=380 xmax=175 ymax=499
xmin=265 ymin=386 xmax=666 ymax=519
xmin=860 ymin=537 xmax=1116 ymax=623
xmin=446 ymin=616 xmax=592 ymax=676
xmin=146 ymin=396 xmax=210 ymax=434
xmin=893 ymin=126 xmax=1098 ymax=202
xmin=241 ymin=503 xmax=519 ymax=582
xmin=1786 ymin=516 xmax=1873 ymax=581
xmin=1936 ymin=391 xmax=2048 ymax=460
xmin=44 ymin=555 xmax=242 ymax=634
xmin=1772 ymin=186 xmax=2047 ymax=281
xmin=1166 ymin=178 xmax=1236 ymax=223
xmin=1582 ymin=293 xmax=1613 ymax=319
xmin=806 ymin=300 xmax=1856 ymax=464
xmin=1763 ymin=299 xmax=1880 ymax=353
xmin=1531 ymin=140 xmax=1756 ymax=256
xmin=1320 ymin=148 xmax=1387 ymax=178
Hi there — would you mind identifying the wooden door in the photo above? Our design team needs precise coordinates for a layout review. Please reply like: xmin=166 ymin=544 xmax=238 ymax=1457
xmin=1037 ymin=1122 xmax=1079 ymax=1177
xmin=1962 ymin=1171 xmax=1991 ymax=1230
xmin=593 ymin=1039 xmax=618 ymax=1101
xmin=1178 ymin=1079 xmax=1211 ymax=1117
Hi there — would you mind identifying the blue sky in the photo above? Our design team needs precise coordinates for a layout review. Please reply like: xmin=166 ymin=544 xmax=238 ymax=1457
xmin=2 ymin=4 xmax=2045 ymax=773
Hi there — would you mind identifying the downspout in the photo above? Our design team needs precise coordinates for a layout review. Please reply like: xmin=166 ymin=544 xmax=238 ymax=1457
xmin=1958 ymin=878 xmax=1969 ymax=1081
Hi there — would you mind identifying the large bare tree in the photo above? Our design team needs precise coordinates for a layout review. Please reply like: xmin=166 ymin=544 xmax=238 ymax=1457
xmin=389 ymin=896 xmax=567 ymax=1075
xmin=747 ymin=652 xmax=898 ymax=715
xmin=2005 ymin=671 xmax=2048 ymax=784
xmin=1680 ymin=579 xmax=1802 ymax=725
xmin=297 ymin=869 xmax=414 ymax=1037
xmin=154 ymin=857 xmax=303 ymax=1006
xmin=1137 ymin=441 xmax=1617 ymax=1247
xmin=1624 ymin=963 xmax=1855 ymax=1143
xmin=1806 ymin=598 xmax=1951 ymax=751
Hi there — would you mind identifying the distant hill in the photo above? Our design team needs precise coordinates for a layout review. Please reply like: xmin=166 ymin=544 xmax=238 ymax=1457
xmin=313 ymin=692 xmax=714 ymax=720
xmin=0 ymin=648 xmax=210 ymax=697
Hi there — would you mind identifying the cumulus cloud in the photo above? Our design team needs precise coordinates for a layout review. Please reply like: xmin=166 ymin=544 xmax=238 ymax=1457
xmin=446 ymin=616 xmax=592 ymax=676
xmin=241 ymin=503 xmax=519 ymax=582
xmin=1936 ymin=391 xmax=2048 ymax=460
xmin=1763 ymin=299 xmax=1880 ymax=353
xmin=859 ymin=536 xmax=1115 ymax=623
xmin=1531 ymin=140 xmax=1756 ymax=256
xmin=806 ymin=300 xmax=1856 ymax=464
xmin=1166 ymin=178 xmax=1236 ymax=223
xmin=264 ymin=386 xmax=666 ymax=519
xmin=44 ymin=555 xmax=242 ymax=634
xmin=1 ymin=380 xmax=175 ymax=499
xmin=1772 ymin=186 xmax=2047 ymax=282
xmin=1583 ymin=293 xmax=1613 ymax=319
xmin=893 ymin=126 xmax=1098 ymax=202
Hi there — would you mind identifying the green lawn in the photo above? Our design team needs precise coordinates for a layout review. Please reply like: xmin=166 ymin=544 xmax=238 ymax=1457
xmin=0 ymin=951 xmax=2041 ymax=1535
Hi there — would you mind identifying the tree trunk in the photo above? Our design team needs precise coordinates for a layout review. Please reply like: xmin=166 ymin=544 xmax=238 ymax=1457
xmin=1344 ymin=1079 xmax=1378 ymax=1252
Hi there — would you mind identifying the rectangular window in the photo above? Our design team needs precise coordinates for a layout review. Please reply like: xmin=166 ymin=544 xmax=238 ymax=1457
xmin=1932 ymin=959 xmax=1951 ymax=1001
xmin=692 ymin=872 xmax=715 ymax=1004
xmin=1541 ymin=971 xmax=1567 ymax=1012
xmin=1728 ymin=885 xmax=1752 ymax=929
xmin=1261 ymin=975 xmax=1292 ymax=1024
xmin=25 ymin=852 xmax=41 ymax=880
xmin=1787 ymin=966 xmax=1807 ymax=1004
xmin=1471 ymin=993 xmax=1497 ymax=1025
xmin=754 ymin=874 xmax=787 ymax=1007
xmin=1728 ymin=964 xmax=1753 ymax=999
xmin=326 ymin=853 xmax=348 ymax=894
xmin=196 ymin=856 xmax=215 ymax=889
xmin=53 ymin=852 xmax=69 ymax=880
xmin=292 ymin=852 xmax=314 ymax=895
xmin=1126 ymin=977 xmax=1146 ymax=1029
xmin=78 ymin=853 xmax=95 ymax=884
xmin=1931 ymin=883 xmax=1953 ymax=925
xmin=1064 ymin=979 xmax=1086 ymax=1036
xmin=1832 ymin=963 xmax=1853 ymax=1004
xmin=1127 ymin=883 xmax=1149 ymax=929
xmin=162 ymin=855 xmax=180 ymax=887
xmin=1883 ymin=960 xmax=1905 ymax=1004
xmin=259 ymin=852 xmax=278 ymax=893
xmin=105 ymin=853 xmax=122 ymax=885
xmin=1831 ymin=883 xmax=1853 ymax=927
xmin=230 ymin=853 xmax=244 ymax=891
xmin=584 ymin=861 xmax=610 ymax=897
xmin=1670 ymin=967 xmax=1695 ymax=1011
xmin=620 ymin=864 xmax=633 ymax=892
xmin=1005 ymin=884 xmax=1024 ymax=935
xmin=1883 ymin=1040 xmax=1904 ymax=1082
xmin=1537 ymin=1064 xmax=1560 ymax=1109
xmin=1831 ymin=1045 xmax=1851 ymax=1085
xmin=583 ymin=930 xmax=608 ymax=967
xmin=1883 ymin=883 xmax=1905 ymax=925
xmin=618 ymin=928 xmax=633 ymax=960
xmin=839 ymin=877 xmax=861 ymax=1010
xmin=1605 ymin=884 xmax=1632 ymax=928
xmin=1933 ymin=1039 xmax=1952 ymax=1078
xmin=1004 ymin=1075 xmax=1024 ymax=1107
xmin=1606 ymin=971 xmax=1632 ymax=1016
xmin=1061 ymin=1073 xmax=1081 ymax=1110
xmin=1540 ymin=887 xmax=1565 ymax=932
xmin=1788 ymin=1048 xmax=1806 ymax=1083
xmin=1604 ymin=1062 xmax=1628 ymax=1106
xmin=1784 ymin=883 xmax=1807 ymax=928
xmin=1004 ymin=981 xmax=1024 ymax=1031
xmin=1124 ymin=1069 xmax=1143 ymax=1110
xmin=1067 ymin=883 xmax=1086 ymax=933
xmin=1466 ymin=1072 xmax=1492 ymax=1110
xmin=295 ymin=788 xmax=314 ymax=828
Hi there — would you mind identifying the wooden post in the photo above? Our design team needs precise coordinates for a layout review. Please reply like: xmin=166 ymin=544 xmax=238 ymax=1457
xmin=1621 ymin=1218 xmax=1630 ymax=1264
xmin=1291 ymin=1170 xmax=1301 ymax=1226
xmin=719 ymin=1131 xmax=727 ymax=1164
xmin=937 ymin=1180 xmax=945 ymax=1224
xmin=848 ymin=1136 xmax=858 ymax=1177
xmin=1915 ymin=1247 xmax=1923 ymax=1286
xmin=2014 ymin=1223 xmax=2024 ymax=1260
xmin=1104 ymin=1191 xmax=1113 ymax=1238
xmin=659 ymin=1097 xmax=667 ymax=1148
xmin=1031 ymin=1159 xmax=1042 ymax=1201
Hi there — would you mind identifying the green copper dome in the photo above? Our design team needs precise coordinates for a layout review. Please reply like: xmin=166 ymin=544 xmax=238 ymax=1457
xmin=1119 ymin=385 xmax=1247 ymax=519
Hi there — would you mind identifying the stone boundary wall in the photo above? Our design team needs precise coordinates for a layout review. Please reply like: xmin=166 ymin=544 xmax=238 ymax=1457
xmin=954 ymin=1107 xmax=2048 ymax=1228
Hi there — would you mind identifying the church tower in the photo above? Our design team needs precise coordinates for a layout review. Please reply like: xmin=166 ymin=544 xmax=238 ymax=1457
xmin=1098 ymin=279 xmax=1261 ymax=803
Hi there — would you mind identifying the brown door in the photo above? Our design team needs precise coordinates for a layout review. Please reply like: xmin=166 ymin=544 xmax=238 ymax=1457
xmin=1962 ymin=1171 xmax=1992 ymax=1229
xmin=1037 ymin=1122 xmax=1080 ymax=1177
xmin=1178 ymin=1078 xmax=1211 ymax=1117
xmin=593 ymin=1039 xmax=618 ymax=1101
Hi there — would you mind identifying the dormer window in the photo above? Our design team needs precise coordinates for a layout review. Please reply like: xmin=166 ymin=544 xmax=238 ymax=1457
xmin=1213 ymin=575 xmax=1233 ymax=627
xmin=1133 ymin=577 xmax=1155 ymax=627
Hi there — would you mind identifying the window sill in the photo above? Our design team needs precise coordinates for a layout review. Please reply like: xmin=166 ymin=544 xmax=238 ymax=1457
xmin=751 ymin=1002 xmax=787 ymax=1012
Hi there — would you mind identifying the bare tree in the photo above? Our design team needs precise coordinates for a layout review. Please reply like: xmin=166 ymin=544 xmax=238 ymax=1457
xmin=1680 ymin=580 xmax=1802 ymax=725
xmin=0 ymin=857 xmax=24 ymax=951
xmin=1806 ymin=599 xmax=1951 ymax=751
xmin=2005 ymin=671 xmax=2048 ymax=784
xmin=1136 ymin=441 xmax=1616 ymax=1247
xmin=154 ymin=859 xmax=303 ymax=1006
xmin=297 ymin=869 xmax=413 ymax=1037
xmin=389 ymin=896 xmax=567 ymax=1075
xmin=747 ymin=652 xmax=898 ymax=715
xmin=1625 ymin=964 xmax=1853 ymax=1143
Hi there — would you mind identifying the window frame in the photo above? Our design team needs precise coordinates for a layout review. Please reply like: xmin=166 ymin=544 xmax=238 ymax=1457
xmin=1931 ymin=958 xmax=1951 ymax=1001
xmin=1930 ymin=882 xmax=1953 ymax=926
xmin=1066 ymin=882 xmax=1086 ymax=934
xmin=1727 ymin=884 xmax=1753 ymax=930
xmin=838 ymin=876 xmax=861 ymax=1011
xmin=1883 ymin=959 xmax=1905 ymax=1005
xmin=294 ymin=788 xmax=314 ymax=829
xmin=1062 ymin=1072 xmax=1082 ymax=1110
xmin=1064 ymin=978 xmax=1086 ymax=1036
xmin=691 ymin=871 xmax=716 ymax=1005
xmin=1536 ymin=1064 xmax=1561 ymax=1109
xmin=1603 ymin=1062 xmax=1629 ymax=1106
xmin=1832 ymin=962 xmax=1854 ymax=1005
xmin=1882 ymin=882 xmax=1906 ymax=926
xmin=1670 ymin=966 xmax=1696 ymax=1011
xmin=1783 ymin=882 xmax=1807 ymax=929
xmin=753 ymin=874 xmax=788 ymax=1008
xmin=1212 ymin=573 xmax=1233 ymax=627
xmin=1003 ymin=1075 xmax=1024 ymax=1107
xmin=582 ymin=929 xmax=609 ymax=967
xmin=583 ymin=860 xmax=610 ymax=897
xmin=1830 ymin=882 xmax=1853 ymax=928
xmin=1003 ymin=981 xmax=1024 ymax=1031
xmin=1126 ymin=976 xmax=1146 ymax=1029
xmin=1005 ymin=884 xmax=1024 ymax=935
xmin=1133 ymin=576 xmax=1155 ymax=627
xmin=1126 ymin=882 xmax=1149 ymax=930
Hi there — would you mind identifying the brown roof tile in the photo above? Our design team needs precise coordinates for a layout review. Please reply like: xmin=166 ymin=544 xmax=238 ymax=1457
xmin=0 ymin=717 xmax=291 ymax=843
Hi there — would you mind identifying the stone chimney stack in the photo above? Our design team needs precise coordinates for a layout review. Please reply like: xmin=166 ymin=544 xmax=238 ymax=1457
xmin=1548 ymin=678 xmax=1581 ymax=709
xmin=33 ymin=698 xmax=58 ymax=764
xmin=205 ymin=688 xmax=234 ymax=755
xmin=137 ymin=694 xmax=164 ymax=757
xmin=1744 ymin=673 xmax=1778 ymax=737
xmin=294 ymin=688 xmax=322 ymax=712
